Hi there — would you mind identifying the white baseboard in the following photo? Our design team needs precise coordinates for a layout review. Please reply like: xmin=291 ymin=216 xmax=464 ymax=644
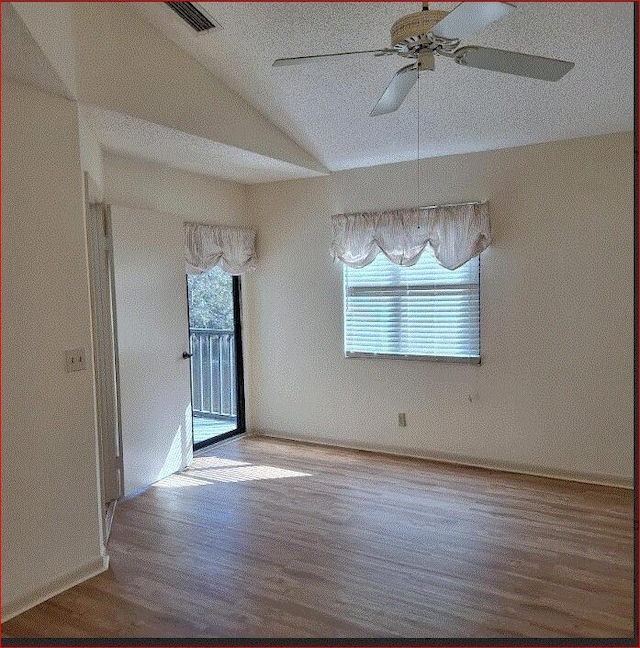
xmin=255 ymin=430 xmax=634 ymax=490
xmin=1 ymin=554 xmax=109 ymax=622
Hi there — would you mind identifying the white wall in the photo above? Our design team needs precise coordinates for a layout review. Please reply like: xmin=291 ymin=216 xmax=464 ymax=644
xmin=245 ymin=132 xmax=634 ymax=486
xmin=103 ymin=154 xmax=250 ymax=494
xmin=1 ymin=79 xmax=106 ymax=619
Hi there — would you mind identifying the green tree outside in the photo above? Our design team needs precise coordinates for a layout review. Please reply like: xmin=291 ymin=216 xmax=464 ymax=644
xmin=187 ymin=266 xmax=234 ymax=330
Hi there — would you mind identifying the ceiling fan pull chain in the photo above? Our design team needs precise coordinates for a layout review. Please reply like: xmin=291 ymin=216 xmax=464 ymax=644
xmin=417 ymin=71 xmax=421 ymax=208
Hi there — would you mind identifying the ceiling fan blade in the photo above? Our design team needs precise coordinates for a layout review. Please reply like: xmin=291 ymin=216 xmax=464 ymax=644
xmin=273 ymin=49 xmax=394 ymax=67
xmin=454 ymin=46 xmax=574 ymax=81
xmin=431 ymin=2 xmax=515 ymax=40
xmin=370 ymin=64 xmax=418 ymax=117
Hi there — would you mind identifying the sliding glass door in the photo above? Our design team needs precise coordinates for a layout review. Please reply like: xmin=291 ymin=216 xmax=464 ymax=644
xmin=186 ymin=267 xmax=245 ymax=450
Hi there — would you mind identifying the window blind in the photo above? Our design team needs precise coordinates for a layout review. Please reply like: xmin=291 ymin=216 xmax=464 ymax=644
xmin=343 ymin=249 xmax=480 ymax=362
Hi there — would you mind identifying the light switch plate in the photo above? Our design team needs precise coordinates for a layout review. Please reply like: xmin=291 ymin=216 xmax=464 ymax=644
xmin=65 ymin=348 xmax=87 ymax=372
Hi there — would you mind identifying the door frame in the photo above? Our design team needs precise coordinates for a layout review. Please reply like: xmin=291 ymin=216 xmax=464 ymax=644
xmin=188 ymin=274 xmax=246 ymax=451
xmin=84 ymin=174 xmax=124 ymax=540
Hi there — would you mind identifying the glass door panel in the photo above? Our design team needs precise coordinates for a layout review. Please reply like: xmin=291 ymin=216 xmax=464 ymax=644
xmin=186 ymin=266 xmax=244 ymax=449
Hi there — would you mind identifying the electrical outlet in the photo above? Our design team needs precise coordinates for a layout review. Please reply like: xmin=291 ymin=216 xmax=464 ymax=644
xmin=65 ymin=348 xmax=87 ymax=372
xmin=398 ymin=412 xmax=407 ymax=427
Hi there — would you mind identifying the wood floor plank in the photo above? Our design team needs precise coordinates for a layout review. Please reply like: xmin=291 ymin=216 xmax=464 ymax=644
xmin=1 ymin=436 xmax=635 ymax=639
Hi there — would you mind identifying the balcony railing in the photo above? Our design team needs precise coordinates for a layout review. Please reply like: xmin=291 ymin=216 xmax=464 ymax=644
xmin=189 ymin=328 xmax=236 ymax=419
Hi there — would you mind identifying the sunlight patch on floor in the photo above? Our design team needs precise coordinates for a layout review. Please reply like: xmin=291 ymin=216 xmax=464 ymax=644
xmin=191 ymin=465 xmax=311 ymax=483
xmin=190 ymin=456 xmax=251 ymax=469
xmin=155 ymin=455 xmax=311 ymax=488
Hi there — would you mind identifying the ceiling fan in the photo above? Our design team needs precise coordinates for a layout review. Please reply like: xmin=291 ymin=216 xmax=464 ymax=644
xmin=273 ymin=2 xmax=575 ymax=117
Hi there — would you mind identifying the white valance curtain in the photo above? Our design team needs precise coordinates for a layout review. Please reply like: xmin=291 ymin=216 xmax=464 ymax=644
xmin=184 ymin=222 xmax=257 ymax=275
xmin=330 ymin=202 xmax=490 ymax=270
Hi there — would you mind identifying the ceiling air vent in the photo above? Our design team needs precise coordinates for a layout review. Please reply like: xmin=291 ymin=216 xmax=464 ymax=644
xmin=165 ymin=2 xmax=219 ymax=33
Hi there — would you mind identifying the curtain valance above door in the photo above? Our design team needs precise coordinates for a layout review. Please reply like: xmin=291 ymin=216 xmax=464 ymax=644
xmin=185 ymin=222 xmax=257 ymax=276
xmin=330 ymin=202 xmax=490 ymax=271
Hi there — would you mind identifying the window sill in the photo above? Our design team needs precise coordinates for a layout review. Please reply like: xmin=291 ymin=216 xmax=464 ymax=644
xmin=344 ymin=352 xmax=481 ymax=364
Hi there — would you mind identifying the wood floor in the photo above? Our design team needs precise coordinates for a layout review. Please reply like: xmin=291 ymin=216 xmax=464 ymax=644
xmin=2 ymin=436 xmax=635 ymax=639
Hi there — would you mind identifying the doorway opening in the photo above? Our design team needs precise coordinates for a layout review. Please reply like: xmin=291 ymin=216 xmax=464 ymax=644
xmin=186 ymin=266 xmax=245 ymax=450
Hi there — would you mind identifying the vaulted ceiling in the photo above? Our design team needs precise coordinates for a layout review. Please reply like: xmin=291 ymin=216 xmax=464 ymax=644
xmin=134 ymin=2 xmax=634 ymax=172
xmin=4 ymin=2 xmax=634 ymax=182
xmin=3 ymin=1 xmax=328 ymax=183
xmin=1 ymin=3 xmax=69 ymax=100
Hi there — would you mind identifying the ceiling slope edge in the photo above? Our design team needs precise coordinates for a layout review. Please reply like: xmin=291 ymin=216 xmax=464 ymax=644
xmin=72 ymin=2 xmax=327 ymax=176
xmin=9 ymin=2 xmax=78 ymax=100
xmin=80 ymin=104 xmax=328 ymax=185
xmin=2 ymin=4 xmax=70 ymax=101
xmin=11 ymin=1 xmax=327 ymax=178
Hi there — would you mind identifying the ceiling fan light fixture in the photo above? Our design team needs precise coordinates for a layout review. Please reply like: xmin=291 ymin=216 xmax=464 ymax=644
xmin=390 ymin=10 xmax=450 ymax=53
xmin=417 ymin=50 xmax=435 ymax=72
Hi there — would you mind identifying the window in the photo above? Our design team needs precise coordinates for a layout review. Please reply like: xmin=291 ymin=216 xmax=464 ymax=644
xmin=343 ymin=250 xmax=480 ymax=362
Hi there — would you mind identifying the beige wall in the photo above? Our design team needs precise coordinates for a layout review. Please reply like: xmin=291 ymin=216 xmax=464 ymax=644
xmin=245 ymin=132 xmax=634 ymax=486
xmin=103 ymin=153 xmax=248 ymax=221
xmin=1 ymin=79 xmax=106 ymax=619
xmin=77 ymin=109 xmax=104 ymax=200
xmin=103 ymin=154 xmax=250 ymax=494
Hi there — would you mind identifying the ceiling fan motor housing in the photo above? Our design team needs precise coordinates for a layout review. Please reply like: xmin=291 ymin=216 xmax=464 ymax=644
xmin=390 ymin=10 xmax=449 ymax=58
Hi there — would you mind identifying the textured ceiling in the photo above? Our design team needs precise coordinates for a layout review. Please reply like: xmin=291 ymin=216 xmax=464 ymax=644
xmin=134 ymin=2 xmax=634 ymax=172
xmin=1 ymin=3 xmax=69 ymax=99
xmin=3 ymin=3 xmax=326 ymax=185
xmin=80 ymin=105 xmax=327 ymax=185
